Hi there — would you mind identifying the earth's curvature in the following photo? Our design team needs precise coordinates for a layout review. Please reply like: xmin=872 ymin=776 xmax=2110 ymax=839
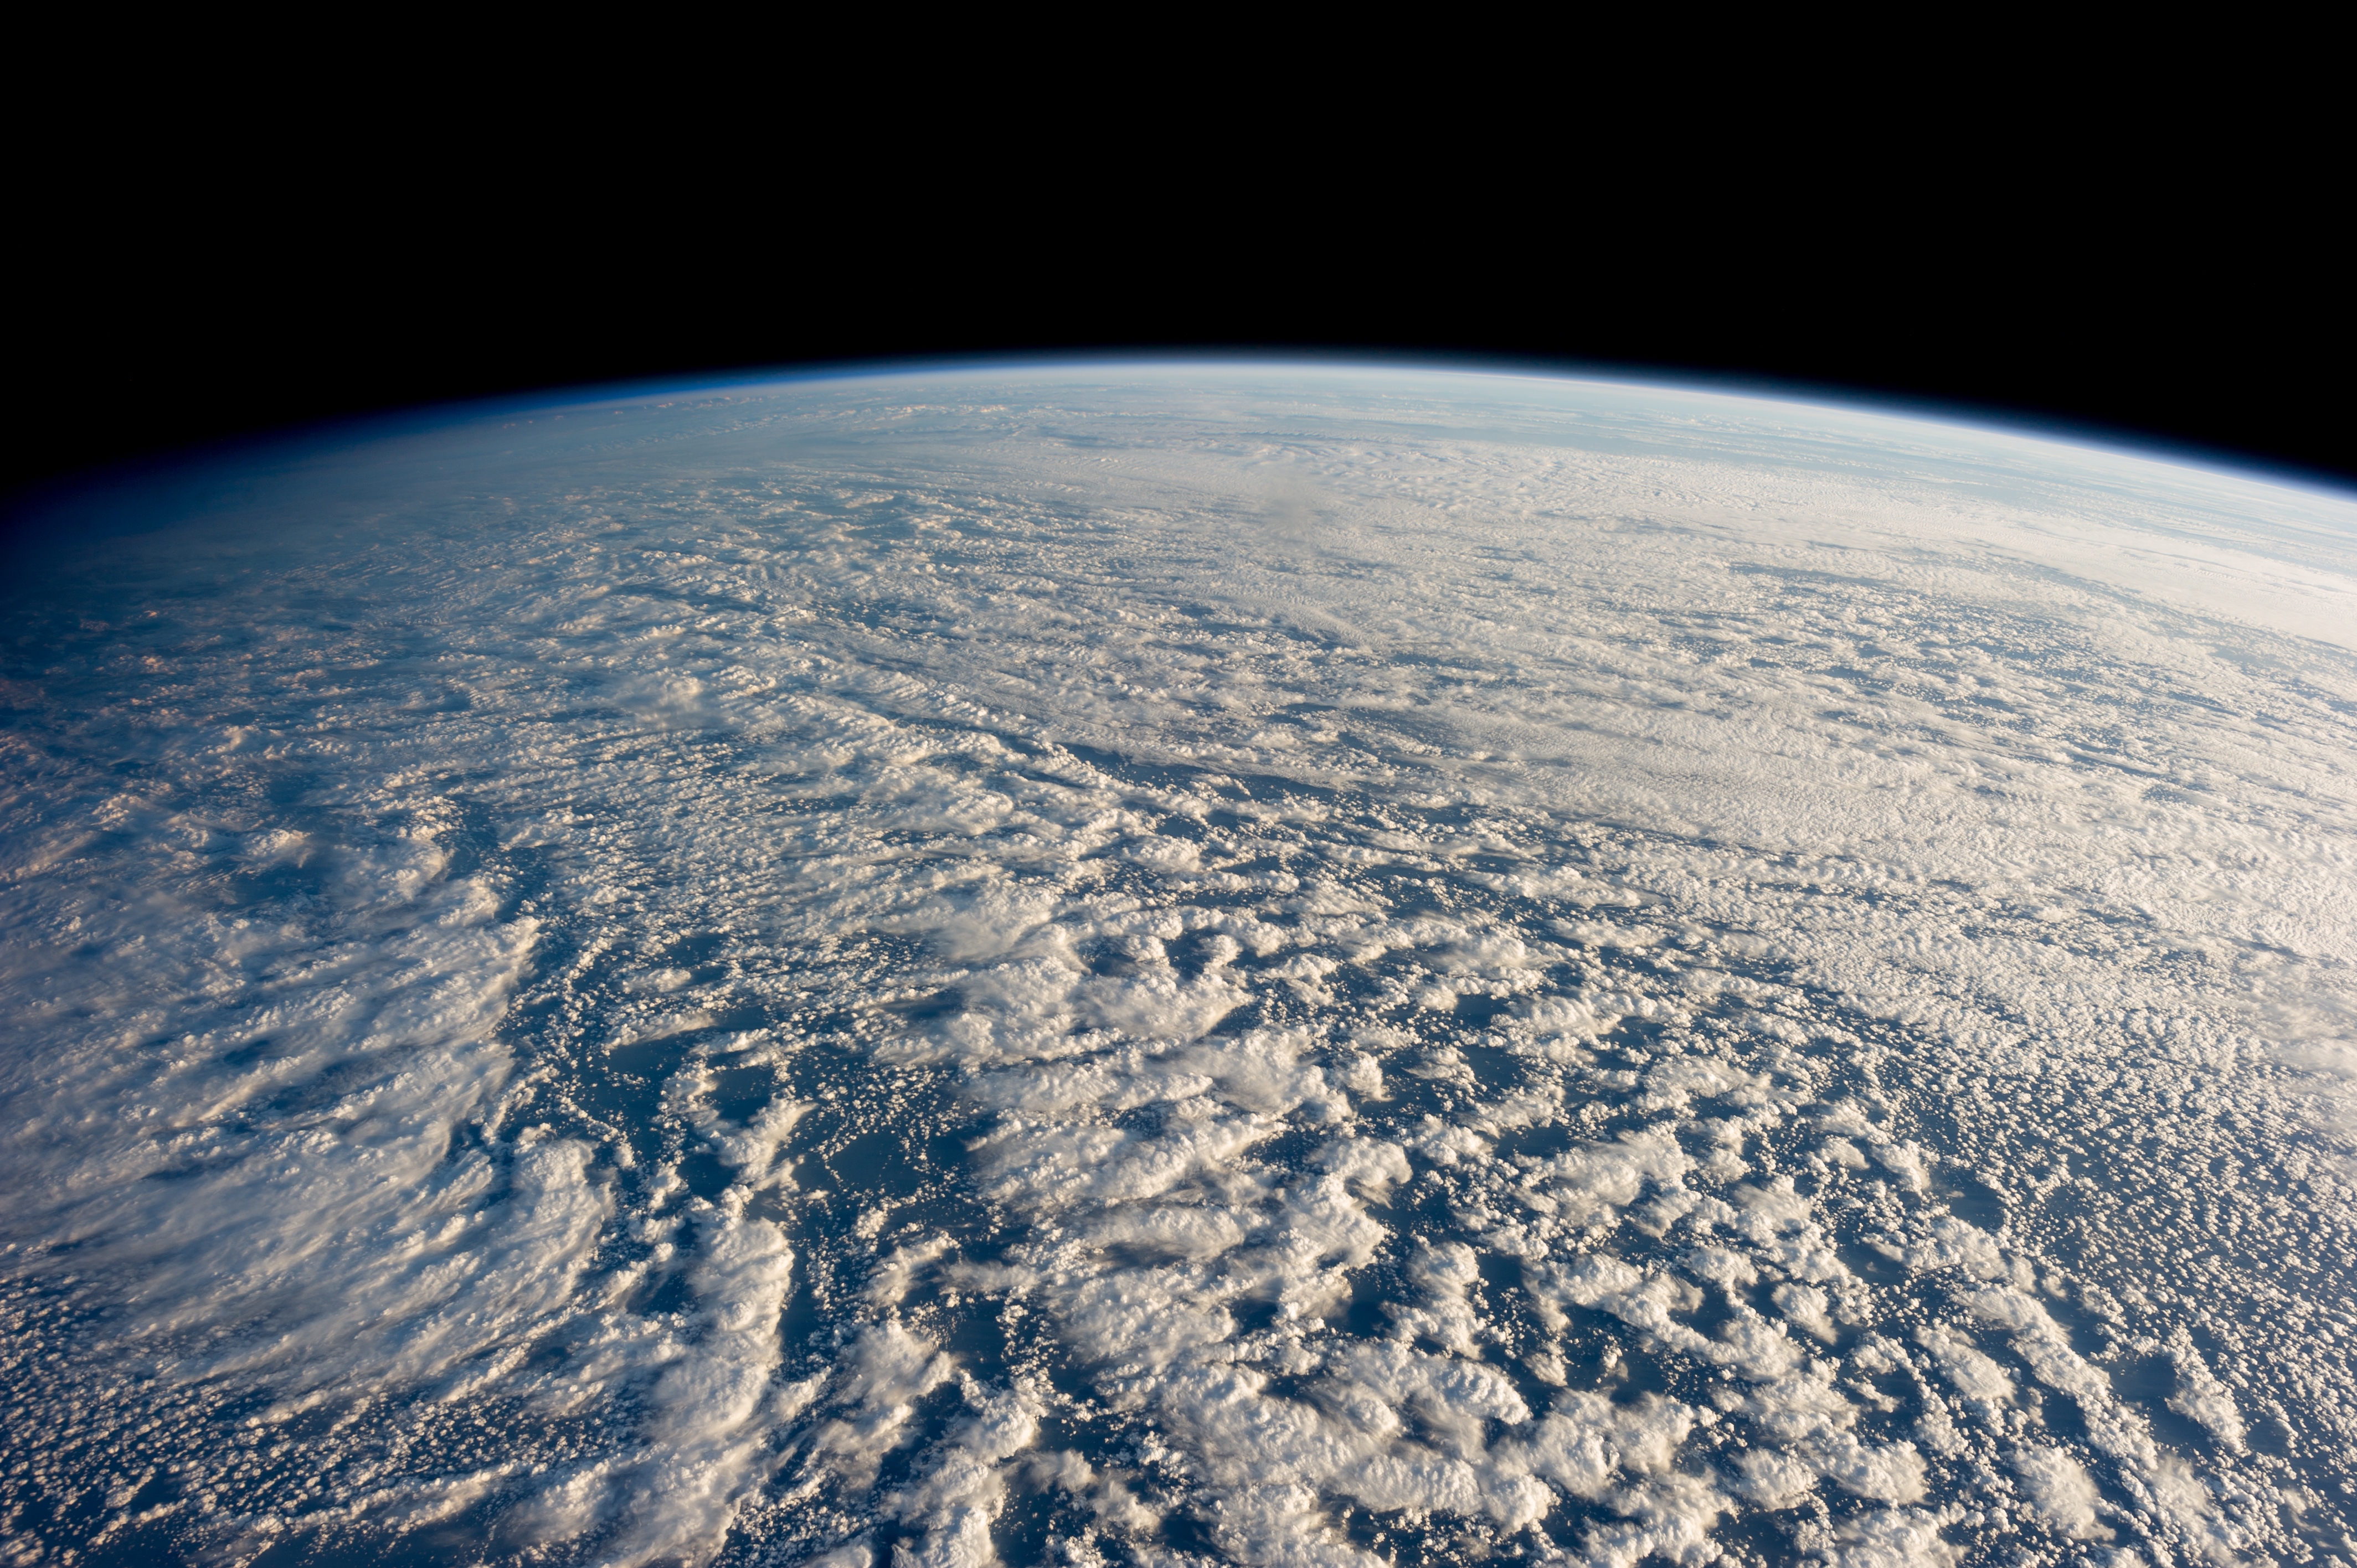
xmin=3 ymin=365 xmax=2354 ymax=1568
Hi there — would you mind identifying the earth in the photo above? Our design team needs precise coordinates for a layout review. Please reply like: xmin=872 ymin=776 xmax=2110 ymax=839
xmin=3 ymin=365 xmax=2354 ymax=1568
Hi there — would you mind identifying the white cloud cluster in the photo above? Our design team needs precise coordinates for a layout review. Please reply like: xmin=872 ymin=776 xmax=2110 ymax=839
xmin=3 ymin=367 xmax=2353 ymax=1566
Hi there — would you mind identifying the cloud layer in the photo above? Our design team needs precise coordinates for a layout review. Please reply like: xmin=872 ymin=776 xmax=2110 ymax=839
xmin=3 ymin=368 xmax=2353 ymax=1566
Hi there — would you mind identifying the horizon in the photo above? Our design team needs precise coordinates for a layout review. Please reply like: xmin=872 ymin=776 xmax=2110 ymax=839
xmin=15 ymin=356 xmax=2357 ymax=535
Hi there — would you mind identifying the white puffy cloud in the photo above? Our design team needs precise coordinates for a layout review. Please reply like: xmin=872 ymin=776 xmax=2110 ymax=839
xmin=4 ymin=365 xmax=2348 ymax=1568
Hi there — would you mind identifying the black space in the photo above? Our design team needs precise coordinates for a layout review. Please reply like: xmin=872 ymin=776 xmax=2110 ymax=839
xmin=9 ymin=118 xmax=2347 ymax=504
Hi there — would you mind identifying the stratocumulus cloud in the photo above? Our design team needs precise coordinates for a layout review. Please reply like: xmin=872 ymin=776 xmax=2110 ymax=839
xmin=2 ymin=367 xmax=2353 ymax=1566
